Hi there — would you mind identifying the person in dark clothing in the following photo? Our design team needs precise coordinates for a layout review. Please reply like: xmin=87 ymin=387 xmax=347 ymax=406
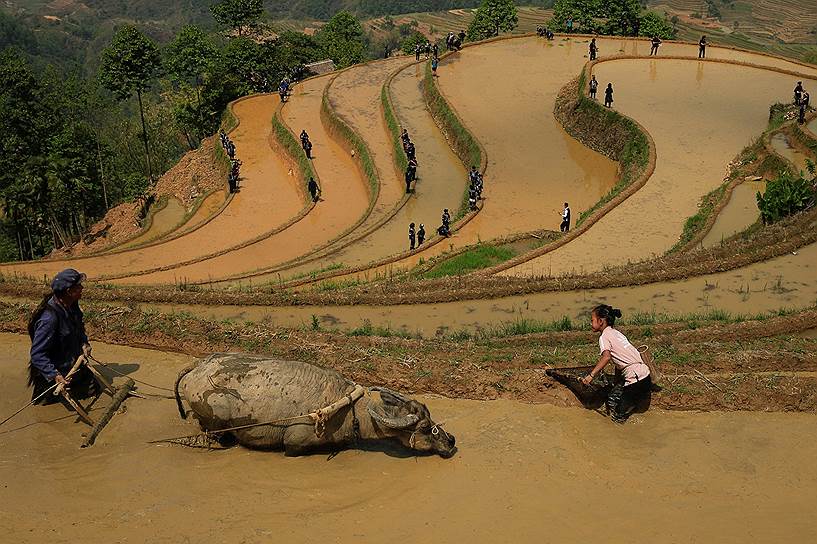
xmin=589 ymin=75 xmax=598 ymax=99
xmin=425 ymin=42 xmax=432 ymax=59
xmin=560 ymin=202 xmax=571 ymax=232
xmin=417 ymin=224 xmax=426 ymax=245
xmin=29 ymin=269 xmax=97 ymax=405
xmin=469 ymin=165 xmax=479 ymax=185
xmin=415 ymin=44 xmax=421 ymax=61
xmin=278 ymin=79 xmax=289 ymax=102
xmin=604 ymin=83 xmax=613 ymax=108
xmin=307 ymin=177 xmax=320 ymax=201
xmin=458 ymin=30 xmax=466 ymax=46
xmin=794 ymin=81 xmax=804 ymax=106
xmin=300 ymin=130 xmax=309 ymax=148
xmin=799 ymin=103 xmax=807 ymax=124
xmin=589 ymin=38 xmax=597 ymax=61
xmin=698 ymin=35 xmax=707 ymax=58
xmin=228 ymin=172 xmax=237 ymax=193
xmin=401 ymin=128 xmax=411 ymax=146
xmin=431 ymin=57 xmax=439 ymax=76
xmin=406 ymin=142 xmax=416 ymax=161
xmin=432 ymin=43 xmax=439 ymax=58
xmin=405 ymin=157 xmax=418 ymax=193
xmin=804 ymin=92 xmax=811 ymax=109
xmin=649 ymin=36 xmax=661 ymax=56
xmin=409 ymin=222 xmax=416 ymax=250
xmin=304 ymin=138 xmax=313 ymax=160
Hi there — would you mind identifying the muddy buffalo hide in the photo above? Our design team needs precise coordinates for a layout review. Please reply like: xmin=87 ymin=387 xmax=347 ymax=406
xmin=546 ymin=365 xmax=616 ymax=409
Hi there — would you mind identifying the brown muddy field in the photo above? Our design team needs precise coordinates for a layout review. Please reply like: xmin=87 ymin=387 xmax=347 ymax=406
xmin=2 ymin=334 xmax=817 ymax=542
xmin=508 ymin=59 xmax=817 ymax=277
xmin=0 ymin=94 xmax=300 ymax=282
xmin=118 ymin=197 xmax=186 ymax=250
xmin=702 ymin=179 xmax=765 ymax=247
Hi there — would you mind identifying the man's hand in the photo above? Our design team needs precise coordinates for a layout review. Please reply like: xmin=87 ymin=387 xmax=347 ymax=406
xmin=581 ymin=374 xmax=594 ymax=386
xmin=82 ymin=343 xmax=92 ymax=357
xmin=55 ymin=374 xmax=70 ymax=386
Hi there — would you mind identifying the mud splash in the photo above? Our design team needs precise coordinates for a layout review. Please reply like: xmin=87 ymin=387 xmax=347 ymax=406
xmin=1 ymin=334 xmax=815 ymax=542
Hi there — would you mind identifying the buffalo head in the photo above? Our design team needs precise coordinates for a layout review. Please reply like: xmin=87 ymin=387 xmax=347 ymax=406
xmin=367 ymin=387 xmax=456 ymax=458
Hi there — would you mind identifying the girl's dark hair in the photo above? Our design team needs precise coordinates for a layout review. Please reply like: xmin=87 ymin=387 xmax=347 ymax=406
xmin=593 ymin=304 xmax=622 ymax=326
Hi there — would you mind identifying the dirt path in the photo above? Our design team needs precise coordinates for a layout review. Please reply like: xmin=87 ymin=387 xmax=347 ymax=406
xmin=1 ymin=334 xmax=815 ymax=542
xmin=506 ymin=59 xmax=817 ymax=277
xmin=113 ymin=75 xmax=371 ymax=285
xmin=0 ymin=95 xmax=301 ymax=282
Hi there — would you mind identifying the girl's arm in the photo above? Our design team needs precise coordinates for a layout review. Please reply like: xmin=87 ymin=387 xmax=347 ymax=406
xmin=581 ymin=350 xmax=611 ymax=385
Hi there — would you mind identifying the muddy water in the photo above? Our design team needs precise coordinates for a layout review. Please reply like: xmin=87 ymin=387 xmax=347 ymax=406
xmin=808 ymin=117 xmax=817 ymax=137
xmin=147 ymin=240 xmax=817 ymax=335
xmin=0 ymin=95 xmax=301 ymax=282
xmin=2 ymin=334 xmax=816 ymax=542
xmin=770 ymin=132 xmax=812 ymax=174
xmin=119 ymin=75 xmax=371 ymax=285
xmin=508 ymin=60 xmax=817 ymax=277
xmin=118 ymin=197 xmax=186 ymax=250
xmin=701 ymin=180 xmax=764 ymax=247
xmin=181 ymin=189 xmax=227 ymax=232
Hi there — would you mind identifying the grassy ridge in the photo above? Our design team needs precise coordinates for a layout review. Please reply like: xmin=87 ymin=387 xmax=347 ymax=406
xmin=423 ymin=244 xmax=515 ymax=278
xmin=271 ymin=110 xmax=316 ymax=191
xmin=573 ymin=67 xmax=650 ymax=227
xmin=320 ymin=87 xmax=379 ymax=199
xmin=422 ymin=60 xmax=482 ymax=220
xmin=381 ymin=83 xmax=409 ymax=175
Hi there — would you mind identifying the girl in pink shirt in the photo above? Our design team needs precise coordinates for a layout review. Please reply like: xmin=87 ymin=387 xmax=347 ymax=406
xmin=581 ymin=304 xmax=651 ymax=423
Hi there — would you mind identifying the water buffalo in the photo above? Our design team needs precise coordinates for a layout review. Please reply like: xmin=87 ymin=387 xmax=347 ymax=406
xmin=174 ymin=353 xmax=456 ymax=458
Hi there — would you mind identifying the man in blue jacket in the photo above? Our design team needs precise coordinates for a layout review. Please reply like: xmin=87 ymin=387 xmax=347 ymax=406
xmin=28 ymin=268 xmax=96 ymax=405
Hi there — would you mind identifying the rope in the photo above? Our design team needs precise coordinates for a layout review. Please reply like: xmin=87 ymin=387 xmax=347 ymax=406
xmin=0 ymin=384 xmax=58 ymax=428
xmin=88 ymin=354 xmax=175 ymax=395
xmin=149 ymin=414 xmax=314 ymax=445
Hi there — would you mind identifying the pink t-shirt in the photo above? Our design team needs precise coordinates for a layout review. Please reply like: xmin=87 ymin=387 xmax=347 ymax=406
xmin=599 ymin=327 xmax=650 ymax=386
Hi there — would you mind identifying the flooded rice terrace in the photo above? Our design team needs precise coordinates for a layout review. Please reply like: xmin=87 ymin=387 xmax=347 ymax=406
xmin=1 ymin=335 xmax=816 ymax=542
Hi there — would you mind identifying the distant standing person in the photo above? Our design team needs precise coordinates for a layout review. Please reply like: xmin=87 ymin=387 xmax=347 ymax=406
xmin=794 ymin=81 xmax=804 ymax=106
xmin=799 ymin=102 xmax=807 ymax=124
xmin=304 ymin=138 xmax=313 ymax=160
xmin=432 ymin=43 xmax=439 ymax=58
xmin=307 ymin=177 xmax=320 ymax=202
xmin=589 ymin=38 xmax=597 ymax=61
xmin=415 ymin=44 xmax=421 ymax=61
xmin=300 ymin=130 xmax=309 ymax=149
xmin=589 ymin=75 xmax=598 ymax=99
xmin=604 ymin=83 xmax=613 ymax=108
xmin=649 ymin=36 xmax=661 ymax=56
xmin=698 ymin=35 xmax=707 ymax=58
xmin=431 ymin=57 xmax=439 ymax=76
xmin=560 ymin=202 xmax=571 ymax=232
xmin=566 ymin=18 xmax=573 ymax=33
xmin=804 ymin=91 xmax=811 ymax=109
xmin=417 ymin=223 xmax=426 ymax=245
xmin=409 ymin=222 xmax=416 ymax=250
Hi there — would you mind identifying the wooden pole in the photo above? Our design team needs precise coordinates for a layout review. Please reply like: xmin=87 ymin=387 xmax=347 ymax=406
xmin=81 ymin=378 xmax=134 ymax=448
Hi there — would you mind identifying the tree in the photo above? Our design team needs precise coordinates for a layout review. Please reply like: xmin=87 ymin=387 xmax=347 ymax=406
xmin=467 ymin=0 xmax=519 ymax=41
xmin=165 ymin=26 xmax=219 ymax=145
xmin=316 ymin=11 xmax=365 ymax=68
xmin=551 ymin=0 xmax=600 ymax=32
xmin=98 ymin=25 xmax=161 ymax=182
xmin=603 ymin=0 xmax=641 ymax=36
xmin=210 ymin=0 xmax=264 ymax=37
xmin=757 ymin=168 xmax=816 ymax=224
xmin=637 ymin=10 xmax=676 ymax=39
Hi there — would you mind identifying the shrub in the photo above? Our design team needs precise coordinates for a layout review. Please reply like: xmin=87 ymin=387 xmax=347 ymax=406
xmin=756 ymin=170 xmax=815 ymax=224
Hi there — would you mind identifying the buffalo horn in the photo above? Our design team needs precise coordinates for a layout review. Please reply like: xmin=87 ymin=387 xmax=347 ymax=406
xmin=367 ymin=406 xmax=420 ymax=429
xmin=369 ymin=386 xmax=410 ymax=404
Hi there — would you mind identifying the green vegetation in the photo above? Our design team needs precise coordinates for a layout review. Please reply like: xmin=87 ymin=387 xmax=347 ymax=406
xmin=316 ymin=11 xmax=366 ymax=68
xmin=424 ymin=244 xmax=515 ymax=277
xmin=757 ymin=169 xmax=816 ymax=224
xmin=381 ymin=83 xmax=409 ymax=175
xmin=422 ymin=60 xmax=482 ymax=219
xmin=466 ymin=0 xmax=518 ymax=41
xmin=671 ymin=183 xmax=728 ymax=251
xmin=572 ymin=69 xmax=651 ymax=228
xmin=210 ymin=0 xmax=263 ymax=37
xmin=552 ymin=0 xmax=676 ymax=38
xmin=271 ymin=112 xmax=316 ymax=192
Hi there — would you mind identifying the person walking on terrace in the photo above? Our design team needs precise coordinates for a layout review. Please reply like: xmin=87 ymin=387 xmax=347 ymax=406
xmin=581 ymin=304 xmax=652 ymax=424
xmin=589 ymin=75 xmax=598 ymax=99
xmin=29 ymin=269 xmax=97 ymax=405
xmin=649 ymin=36 xmax=661 ymax=56
xmin=559 ymin=202 xmax=571 ymax=233
xmin=304 ymin=138 xmax=313 ymax=160
xmin=698 ymin=35 xmax=707 ymax=58
xmin=307 ymin=177 xmax=320 ymax=202
xmin=794 ymin=81 xmax=804 ymax=106
xmin=415 ymin=44 xmax=421 ymax=61
xmin=431 ymin=57 xmax=439 ymax=76
xmin=604 ymin=83 xmax=614 ymax=108
xmin=589 ymin=38 xmax=598 ymax=61
xmin=409 ymin=222 xmax=417 ymax=250
xmin=417 ymin=223 xmax=426 ymax=245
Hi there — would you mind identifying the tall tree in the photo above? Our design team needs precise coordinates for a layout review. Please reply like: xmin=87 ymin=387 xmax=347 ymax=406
xmin=316 ymin=11 xmax=366 ymax=68
xmin=466 ymin=0 xmax=519 ymax=41
xmin=98 ymin=25 xmax=161 ymax=182
xmin=603 ymin=0 xmax=641 ymax=36
xmin=165 ymin=25 xmax=219 ymax=144
xmin=551 ymin=0 xmax=600 ymax=32
xmin=210 ymin=0 xmax=264 ymax=37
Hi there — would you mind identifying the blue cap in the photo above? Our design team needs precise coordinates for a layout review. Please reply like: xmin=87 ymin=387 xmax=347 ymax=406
xmin=51 ymin=268 xmax=86 ymax=292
